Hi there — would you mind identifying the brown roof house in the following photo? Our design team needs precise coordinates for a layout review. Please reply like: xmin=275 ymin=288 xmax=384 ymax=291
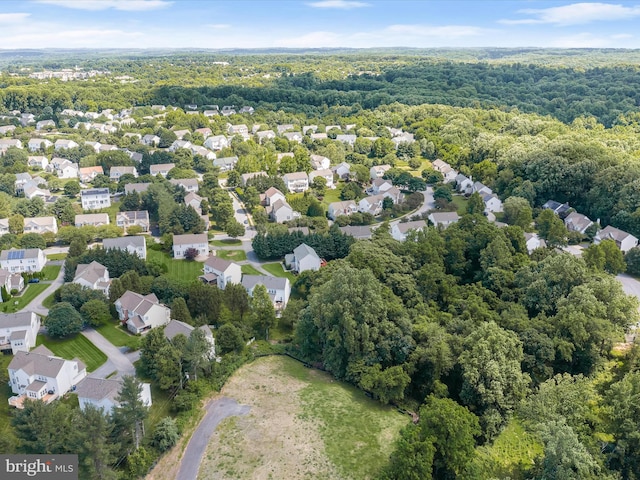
xmin=115 ymin=291 xmax=170 ymax=334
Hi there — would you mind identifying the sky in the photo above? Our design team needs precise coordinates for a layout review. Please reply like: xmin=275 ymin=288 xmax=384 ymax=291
xmin=1 ymin=0 xmax=640 ymax=49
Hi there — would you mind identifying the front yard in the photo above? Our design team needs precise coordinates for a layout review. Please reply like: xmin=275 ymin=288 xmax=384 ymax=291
xmin=1 ymin=283 xmax=49 ymax=313
xmin=36 ymin=334 xmax=107 ymax=372
xmin=147 ymin=248 xmax=204 ymax=283
xmin=262 ymin=262 xmax=297 ymax=283
xmin=96 ymin=322 xmax=140 ymax=351
xmin=215 ymin=249 xmax=247 ymax=262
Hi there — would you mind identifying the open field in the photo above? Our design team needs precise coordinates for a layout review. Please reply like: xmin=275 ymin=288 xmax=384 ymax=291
xmin=262 ymin=262 xmax=296 ymax=283
xmin=240 ymin=264 xmax=262 ymax=276
xmin=96 ymin=322 xmax=140 ymax=351
xmin=1 ymin=283 xmax=49 ymax=313
xmin=215 ymin=249 xmax=247 ymax=262
xmin=36 ymin=334 xmax=107 ymax=372
xmin=197 ymin=356 xmax=408 ymax=480
xmin=147 ymin=249 xmax=203 ymax=283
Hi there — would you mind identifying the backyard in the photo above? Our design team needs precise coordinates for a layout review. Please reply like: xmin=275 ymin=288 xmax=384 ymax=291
xmin=214 ymin=249 xmax=247 ymax=262
xmin=147 ymin=248 xmax=205 ymax=283
xmin=96 ymin=322 xmax=140 ymax=351
xmin=262 ymin=262 xmax=296 ymax=283
xmin=36 ymin=334 xmax=107 ymax=372
xmin=240 ymin=264 xmax=262 ymax=276
xmin=0 ymin=354 xmax=16 ymax=450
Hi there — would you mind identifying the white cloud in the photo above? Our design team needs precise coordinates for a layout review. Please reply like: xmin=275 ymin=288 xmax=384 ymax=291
xmin=34 ymin=0 xmax=172 ymax=11
xmin=385 ymin=24 xmax=487 ymax=38
xmin=0 ymin=13 xmax=31 ymax=22
xmin=500 ymin=2 xmax=640 ymax=26
xmin=307 ymin=0 xmax=369 ymax=9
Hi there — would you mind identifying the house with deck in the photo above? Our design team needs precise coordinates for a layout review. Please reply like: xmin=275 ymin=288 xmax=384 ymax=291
xmin=103 ymin=236 xmax=147 ymax=260
xmin=0 ymin=312 xmax=40 ymax=354
xmin=172 ymin=233 xmax=208 ymax=259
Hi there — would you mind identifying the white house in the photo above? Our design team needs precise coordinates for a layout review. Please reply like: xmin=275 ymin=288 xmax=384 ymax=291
xmin=282 ymin=172 xmax=309 ymax=193
xmin=256 ymin=130 xmax=276 ymax=143
xmin=0 ymin=139 xmax=22 ymax=153
xmin=75 ymin=377 xmax=152 ymax=414
xmin=310 ymin=155 xmax=331 ymax=170
xmin=28 ymin=138 xmax=53 ymax=152
xmin=73 ymin=261 xmax=110 ymax=295
xmin=524 ymin=233 xmax=547 ymax=254
xmin=241 ymin=275 xmax=291 ymax=311
xmin=103 ymin=236 xmax=147 ymax=260
xmin=54 ymin=139 xmax=79 ymax=151
xmin=594 ymin=225 xmax=639 ymax=253
xmin=169 ymin=178 xmax=199 ymax=193
xmin=328 ymin=200 xmax=358 ymax=220
xmin=267 ymin=200 xmax=299 ymax=223
xmin=142 ymin=134 xmax=160 ymax=146
xmin=75 ymin=213 xmax=109 ymax=228
xmin=309 ymin=169 xmax=335 ymax=189
xmin=27 ymin=155 xmax=49 ymax=169
xmin=81 ymin=188 xmax=111 ymax=210
xmin=339 ymin=225 xmax=374 ymax=240
xmin=0 ymin=268 xmax=24 ymax=296
xmin=432 ymin=159 xmax=458 ymax=183
xmin=8 ymin=345 xmax=87 ymax=408
xmin=115 ymin=291 xmax=171 ymax=334
xmin=110 ymin=166 xmax=137 ymax=181
xmin=23 ymin=184 xmax=51 ymax=200
xmin=0 ymin=312 xmax=40 ymax=355
xmin=49 ymin=158 xmax=78 ymax=179
xmin=0 ymin=249 xmax=46 ymax=273
xmin=23 ymin=216 xmax=57 ymax=235
xmin=336 ymin=134 xmax=356 ymax=146
xmin=483 ymin=193 xmax=503 ymax=213
xmin=150 ymin=163 xmax=175 ymax=177
xmin=201 ymin=257 xmax=242 ymax=289
xmin=358 ymin=194 xmax=385 ymax=216
xmin=368 ymin=178 xmax=394 ymax=195
xmin=391 ymin=220 xmax=428 ymax=241
xmin=124 ymin=183 xmax=151 ymax=194
xmin=116 ymin=211 xmax=150 ymax=232
xmin=332 ymin=162 xmax=351 ymax=180
xmin=564 ymin=212 xmax=594 ymax=234
xmin=286 ymin=243 xmax=321 ymax=273
xmin=455 ymin=174 xmax=473 ymax=193
xmin=370 ymin=164 xmax=391 ymax=180
xmin=164 ymin=320 xmax=215 ymax=358
xmin=428 ymin=212 xmax=460 ymax=228
xmin=204 ymin=135 xmax=229 ymax=151
xmin=14 ymin=173 xmax=33 ymax=195
xmin=213 ymin=156 xmax=238 ymax=171
xmin=0 ymin=218 xmax=8 ymax=236
xmin=172 ymin=233 xmax=209 ymax=259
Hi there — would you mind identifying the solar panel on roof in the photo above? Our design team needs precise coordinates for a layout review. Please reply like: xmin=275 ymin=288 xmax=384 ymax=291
xmin=7 ymin=250 xmax=25 ymax=260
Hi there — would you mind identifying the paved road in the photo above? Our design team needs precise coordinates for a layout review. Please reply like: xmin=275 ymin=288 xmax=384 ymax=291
xmin=82 ymin=328 xmax=136 ymax=378
xmin=389 ymin=186 xmax=435 ymax=228
xmin=29 ymin=264 xmax=66 ymax=317
xmin=177 ymin=396 xmax=251 ymax=480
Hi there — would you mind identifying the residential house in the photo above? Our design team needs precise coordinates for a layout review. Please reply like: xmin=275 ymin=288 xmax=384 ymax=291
xmin=455 ymin=174 xmax=473 ymax=193
xmin=391 ymin=132 xmax=415 ymax=148
xmin=204 ymin=135 xmax=229 ymax=151
xmin=73 ymin=261 xmax=110 ymax=295
xmin=75 ymin=213 xmax=109 ymax=228
xmin=524 ymin=233 xmax=547 ymax=254
xmin=103 ymin=236 xmax=147 ymax=260
xmin=81 ymin=188 xmax=111 ymax=211
xmin=241 ymin=275 xmax=291 ymax=310
xmin=184 ymin=193 xmax=205 ymax=214
xmin=370 ymin=164 xmax=391 ymax=180
xmin=123 ymin=132 xmax=141 ymax=141
xmin=124 ymin=183 xmax=151 ymax=194
xmin=239 ymin=106 xmax=254 ymax=114
xmin=27 ymin=156 xmax=49 ymax=169
xmin=150 ymin=163 xmax=175 ymax=177
xmin=169 ymin=140 xmax=192 ymax=152
xmin=78 ymin=166 xmax=104 ymax=183
xmin=542 ymin=200 xmax=571 ymax=218
xmin=98 ymin=144 xmax=118 ymax=153
xmin=391 ymin=220 xmax=428 ymax=241
xmin=256 ymin=130 xmax=276 ymax=143
xmin=109 ymin=166 xmax=137 ymax=181
xmin=483 ymin=193 xmax=503 ymax=213
xmin=564 ymin=212 xmax=594 ymax=234
xmin=195 ymin=127 xmax=212 ymax=139
xmin=27 ymin=138 xmax=52 ymax=152
xmin=8 ymin=345 xmax=87 ymax=408
xmin=267 ymin=200 xmax=299 ymax=223
xmin=54 ymin=139 xmax=78 ymax=151
xmin=282 ymin=172 xmax=309 ymax=193
xmin=76 ymin=377 xmax=152 ymax=414
xmin=328 ymin=200 xmax=358 ymax=220
xmin=0 ymin=249 xmax=46 ymax=274
xmin=285 ymin=243 xmax=321 ymax=273
xmin=303 ymin=125 xmax=318 ymax=134
xmin=326 ymin=125 xmax=341 ymax=132
xmin=0 ymin=218 xmax=8 ymax=236
xmin=201 ymin=257 xmax=242 ymax=289
xmin=310 ymin=132 xmax=328 ymax=141
xmin=14 ymin=173 xmax=32 ymax=195
xmin=172 ymin=233 xmax=208 ymax=259
xmin=277 ymin=124 xmax=295 ymax=134
xmin=191 ymin=145 xmax=216 ymax=160
xmin=472 ymin=182 xmax=493 ymax=196
xmin=0 ymin=125 xmax=16 ymax=135
xmin=594 ymin=225 xmax=639 ymax=253
xmin=428 ymin=212 xmax=460 ymax=228
xmin=432 ymin=159 xmax=458 ymax=183
xmin=358 ymin=194 xmax=384 ymax=216
xmin=141 ymin=134 xmax=160 ymax=146
xmin=227 ymin=124 xmax=248 ymax=135
xmin=173 ymin=129 xmax=190 ymax=140
xmin=0 ymin=268 xmax=24 ymax=295
xmin=203 ymin=110 xmax=219 ymax=117
xmin=84 ymin=141 xmax=101 ymax=153
xmin=263 ymin=187 xmax=287 ymax=206
xmin=169 ymin=178 xmax=199 ymax=193
xmin=23 ymin=184 xmax=51 ymax=200
xmin=241 ymin=171 xmax=267 ymax=186
xmin=332 ymin=162 xmax=351 ymax=180
xmin=283 ymin=132 xmax=303 ymax=143
xmin=0 ymin=312 xmax=40 ymax=354
xmin=115 ymin=291 xmax=170 ymax=334
xmin=367 ymin=178 xmax=394 ymax=195
xmin=213 ymin=156 xmax=238 ymax=171
xmin=0 ymin=139 xmax=22 ymax=153
xmin=309 ymin=169 xmax=335 ymax=189
xmin=339 ymin=225 xmax=374 ymax=240
xmin=116 ymin=211 xmax=150 ymax=232
xmin=23 ymin=216 xmax=57 ymax=235
xmin=336 ymin=134 xmax=356 ymax=146
xmin=49 ymin=158 xmax=78 ymax=179
xmin=164 ymin=320 xmax=216 ymax=358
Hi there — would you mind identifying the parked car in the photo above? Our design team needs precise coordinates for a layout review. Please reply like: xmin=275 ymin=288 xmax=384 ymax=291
xmin=28 ymin=278 xmax=40 ymax=283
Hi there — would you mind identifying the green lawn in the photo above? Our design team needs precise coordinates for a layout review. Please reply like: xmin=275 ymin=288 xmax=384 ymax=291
xmin=240 ymin=264 xmax=262 ymax=276
xmin=1 ymin=283 xmax=49 ymax=313
xmin=321 ymin=183 xmax=344 ymax=206
xmin=46 ymin=253 xmax=67 ymax=261
xmin=215 ymin=249 xmax=247 ymax=262
xmin=146 ymin=249 xmax=204 ymax=283
xmin=98 ymin=202 xmax=121 ymax=223
xmin=262 ymin=262 xmax=296 ymax=283
xmin=96 ymin=322 xmax=140 ymax=351
xmin=36 ymin=334 xmax=107 ymax=372
xmin=451 ymin=194 xmax=470 ymax=214
xmin=40 ymin=265 xmax=61 ymax=281
xmin=0 ymin=354 xmax=17 ymax=450
xmin=211 ymin=238 xmax=242 ymax=247
xmin=42 ymin=292 xmax=57 ymax=309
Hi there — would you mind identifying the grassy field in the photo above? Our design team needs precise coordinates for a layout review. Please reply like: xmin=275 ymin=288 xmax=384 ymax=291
xmin=197 ymin=356 xmax=408 ymax=480
xmin=147 ymin=249 xmax=204 ymax=283
xmin=0 ymin=354 xmax=17 ymax=450
xmin=99 ymin=202 xmax=121 ymax=223
xmin=46 ymin=253 xmax=67 ymax=261
xmin=451 ymin=194 xmax=470 ymax=214
xmin=96 ymin=322 xmax=140 ymax=351
xmin=1 ymin=283 xmax=49 ymax=313
xmin=240 ymin=264 xmax=262 ymax=276
xmin=42 ymin=292 xmax=57 ymax=309
xmin=215 ymin=250 xmax=247 ymax=262
xmin=40 ymin=264 xmax=61 ymax=281
xmin=321 ymin=183 xmax=344 ymax=206
xmin=262 ymin=262 xmax=296 ymax=283
xmin=211 ymin=238 xmax=242 ymax=247
xmin=36 ymin=334 xmax=107 ymax=372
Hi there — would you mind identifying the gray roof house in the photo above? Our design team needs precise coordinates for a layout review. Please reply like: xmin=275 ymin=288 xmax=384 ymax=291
xmin=241 ymin=275 xmax=291 ymax=311
xmin=75 ymin=377 xmax=152 ymax=414
xmin=0 ymin=311 xmax=40 ymax=354
xmin=285 ymin=243 xmax=321 ymax=273
xmin=103 ymin=236 xmax=147 ymax=260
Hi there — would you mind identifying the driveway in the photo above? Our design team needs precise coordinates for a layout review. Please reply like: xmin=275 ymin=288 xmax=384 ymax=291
xmin=177 ymin=396 xmax=251 ymax=480
xmin=82 ymin=328 xmax=136 ymax=378
xmin=29 ymin=264 xmax=66 ymax=317
xmin=388 ymin=186 xmax=434 ymax=229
